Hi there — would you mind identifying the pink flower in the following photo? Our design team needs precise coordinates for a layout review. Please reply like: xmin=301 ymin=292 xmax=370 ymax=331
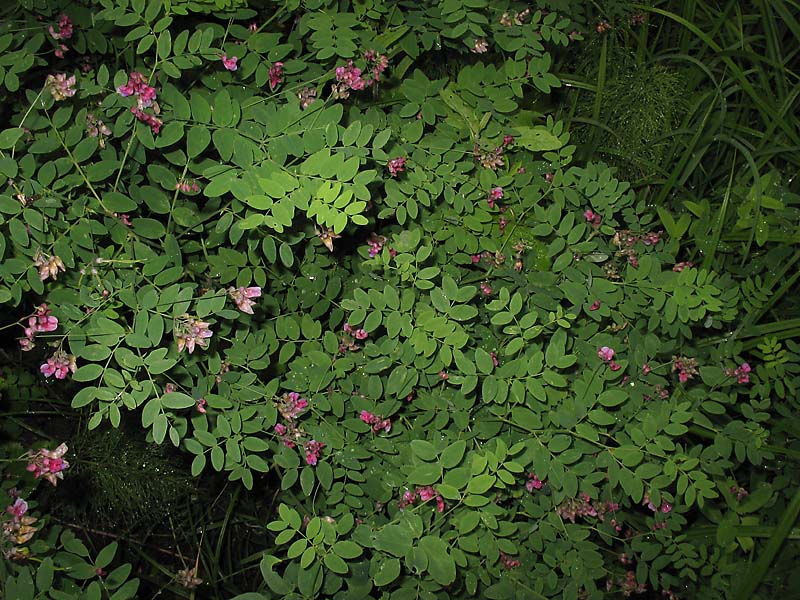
xmin=364 ymin=50 xmax=389 ymax=82
xmin=55 ymin=44 xmax=68 ymax=58
xmin=33 ymin=250 xmax=66 ymax=281
xmin=221 ymin=54 xmax=238 ymax=71
xmin=490 ymin=351 xmax=499 ymax=367
xmin=726 ymin=362 xmax=752 ymax=384
xmin=26 ymin=443 xmax=69 ymax=486
xmin=114 ymin=213 xmax=133 ymax=227
xmin=672 ymin=356 xmax=698 ymax=383
xmin=584 ymin=209 xmax=602 ymax=227
xmin=279 ymin=392 xmax=309 ymax=421
xmin=487 ymin=187 xmax=503 ymax=208
xmin=418 ymin=486 xmax=436 ymax=501
xmin=304 ymin=440 xmax=325 ymax=466
xmin=49 ymin=14 xmax=73 ymax=40
xmin=268 ymin=62 xmax=284 ymax=90
xmin=642 ymin=231 xmax=662 ymax=246
xmin=480 ymin=282 xmax=492 ymax=296
xmin=174 ymin=315 xmax=213 ymax=353
xmin=130 ymin=107 xmax=162 ymax=135
xmin=499 ymin=217 xmax=508 ymax=232
xmin=544 ymin=172 xmax=553 ymax=183
xmin=387 ymin=157 xmax=406 ymax=177
xmin=472 ymin=38 xmax=488 ymax=53
xmin=366 ymin=233 xmax=387 ymax=257
xmin=642 ymin=363 xmax=652 ymax=375
xmin=598 ymin=346 xmax=615 ymax=362
xmin=471 ymin=254 xmax=481 ymax=264
xmin=609 ymin=361 xmax=621 ymax=371
xmin=439 ymin=371 xmax=448 ymax=380
xmin=353 ymin=328 xmax=368 ymax=340
xmin=660 ymin=502 xmax=672 ymax=514
xmin=474 ymin=144 xmax=504 ymax=170
xmin=40 ymin=350 xmax=77 ymax=380
xmin=297 ymin=87 xmax=316 ymax=109
xmin=589 ymin=300 xmax=601 ymax=311
xmin=360 ymin=410 xmax=391 ymax=433
xmin=45 ymin=74 xmax=76 ymax=101
xmin=503 ymin=135 xmax=514 ymax=146
xmin=196 ymin=398 xmax=208 ymax=414
xmin=227 ymin=286 xmax=262 ymax=314
xmin=19 ymin=304 xmax=59 ymax=351
xmin=673 ymin=261 xmax=694 ymax=272
xmin=499 ymin=550 xmax=521 ymax=570
xmin=117 ymin=72 xmax=157 ymax=108
xmin=6 ymin=498 xmax=28 ymax=520
xmin=526 ymin=473 xmax=543 ymax=492
xmin=335 ymin=60 xmax=365 ymax=91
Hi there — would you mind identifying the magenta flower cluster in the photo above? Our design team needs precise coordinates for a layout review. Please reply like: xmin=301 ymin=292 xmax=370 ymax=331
xmin=725 ymin=362 xmax=751 ymax=384
xmin=268 ymin=62 xmax=284 ymax=90
xmin=526 ymin=472 xmax=544 ymax=492
xmin=487 ymin=186 xmax=503 ymax=209
xmin=366 ymin=233 xmax=388 ymax=257
xmin=398 ymin=486 xmax=445 ymax=512
xmin=332 ymin=51 xmax=388 ymax=99
xmin=498 ymin=551 xmax=521 ymax=569
xmin=340 ymin=322 xmax=368 ymax=352
xmin=387 ymin=157 xmax=406 ymax=177
xmin=671 ymin=355 xmax=699 ymax=383
xmin=278 ymin=392 xmax=308 ymax=421
xmin=643 ymin=492 xmax=672 ymax=514
xmin=360 ymin=410 xmax=391 ymax=433
xmin=117 ymin=71 xmax=162 ymax=134
xmin=584 ymin=209 xmax=602 ymax=227
xmin=174 ymin=315 xmax=213 ymax=354
xmin=40 ymin=349 xmax=77 ymax=380
xmin=33 ymin=250 xmax=66 ymax=281
xmin=556 ymin=493 xmax=619 ymax=523
xmin=227 ymin=286 xmax=262 ymax=314
xmin=304 ymin=440 xmax=325 ymax=466
xmin=175 ymin=178 xmax=200 ymax=194
xmin=221 ymin=54 xmax=238 ymax=71
xmin=26 ymin=443 xmax=69 ymax=486
xmin=673 ymin=260 xmax=694 ymax=272
xmin=117 ymin=71 xmax=156 ymax=108
xmin=45 ymin=74 xmax=76 ymax=101
xmin=48 ymin=14 xmax=73 ymax=40
xmin=598 ymin=346 xmax=621 ymax=371
xmin=6 ymin=497 xmax=28 ymax=520
xmin=18 ymin=304 xmax=58 ymax=351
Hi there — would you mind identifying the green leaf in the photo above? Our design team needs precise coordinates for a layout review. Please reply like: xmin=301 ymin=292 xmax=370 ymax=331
xmin=467 ymin=473 xmax=496 ymax=494
xmin=513 ymin=125 xmax=563 ymax=151
xmin=598 ymin=390 xmax=628 ymax=408
xmin=440 ymin=440 xmax=467 ymax=468
xmin=408 ymin=463 xmax=442 ymax=485
xmin=72 ymin=364 xmax=104 ymax=382
xmin=419 ymin=536 xmax=456 ymax=585
xmin=332 ymin=541 xmax=362 ymax=559
xmin=161 ymin=392 xmax=195 ymax=409
xmin=374 ymin=525 xmax=413 ymax=557
xmin=0 ymin=127 xmax=24 ymax=149
xmin=373 ymin=557 xmax=401 ymax=586
xmin=410 ymin=440 xmax=438 ymax=461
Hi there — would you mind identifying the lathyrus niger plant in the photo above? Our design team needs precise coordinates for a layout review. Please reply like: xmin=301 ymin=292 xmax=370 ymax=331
xmin=1 ymin=0 xmax=799 ymax=598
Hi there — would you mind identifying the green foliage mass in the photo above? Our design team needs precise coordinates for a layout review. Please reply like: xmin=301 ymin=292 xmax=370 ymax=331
xmin=0 ymin=0 xmax=798 ymax=599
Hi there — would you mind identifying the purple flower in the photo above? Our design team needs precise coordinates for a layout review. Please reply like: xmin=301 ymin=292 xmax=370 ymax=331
xmin=221 ymin=54 xmax=238 ymax=71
